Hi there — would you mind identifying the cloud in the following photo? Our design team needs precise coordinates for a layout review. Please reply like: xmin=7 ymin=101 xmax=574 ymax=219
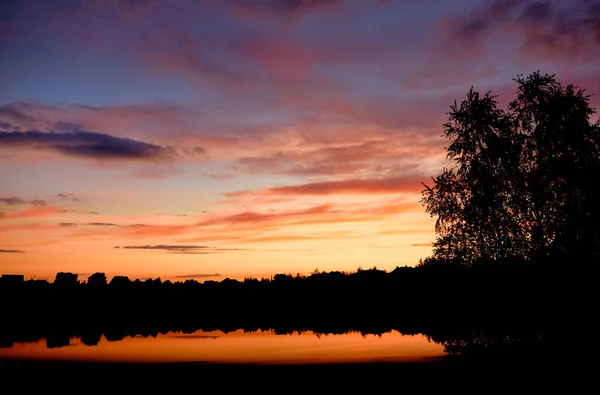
xmin=232 ymin=231 xmax=352 ymax=244
xmin=0 ymin=123 xmax=206 ymax=162
xmin=204 ymin=203 xmax=336 ymax=227
xmin=121 ymin=199 xmax=424 ymax=242
xmin=0 ymin=249 xmax=25 ymax=253
xmin=225 ymin=176 xmax=424 ymax=197
xmin=516 ymin=0 xmax=600 ymax=62
xmin=53 ymin=193 xmax=86 ymax=202
xmin=0 ymin=197 xmax=48 ymax=206
xmin=439 ymin=0 xmax=600 ymax=63
xmin=58 ymin=220 xmax=128 ymax=228
xmin=0 ymin=194 xmax=85 ymax=207
xmin=0 ymin=105 xmax=37 ymax=125
xmin=233 ymin=134 xmax=444 ymax=178
xmin=0 ymin=206 xmax=64 ymax=219
xmin=233 ymin=0 xmax=339 ymax=13
xmin=172 ymin=273 xmax=222 ymax=279
xmin=119 ymin=244 xmax=208 ymax=251
xmin=117 ymin=244 xmax=246 ymax=254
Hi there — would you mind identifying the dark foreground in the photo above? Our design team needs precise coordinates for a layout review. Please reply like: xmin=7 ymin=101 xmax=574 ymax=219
xmin=0 ymin=357 xmax=589 ymax=392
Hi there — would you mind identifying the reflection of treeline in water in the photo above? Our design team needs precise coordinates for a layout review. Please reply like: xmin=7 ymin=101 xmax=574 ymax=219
xmin=0 ymin=260 xmax=588 ymax=363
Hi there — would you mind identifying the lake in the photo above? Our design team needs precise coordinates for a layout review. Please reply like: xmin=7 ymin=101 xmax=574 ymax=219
xmin=0 ymin=329 xmax=445 ymax=364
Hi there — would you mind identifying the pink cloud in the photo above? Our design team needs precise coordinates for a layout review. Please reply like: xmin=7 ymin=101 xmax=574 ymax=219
xmin=0 ymin=99 xmax=449 ymax=179
xmin=233 ymin=132 xmax=445 ymax=178
xmin=225 ymin=175 xmax=424 ymax=197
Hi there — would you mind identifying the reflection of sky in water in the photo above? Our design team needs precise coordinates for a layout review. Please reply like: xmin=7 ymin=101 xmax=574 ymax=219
xmin=0 ymin=330 xmax=444 ymax=364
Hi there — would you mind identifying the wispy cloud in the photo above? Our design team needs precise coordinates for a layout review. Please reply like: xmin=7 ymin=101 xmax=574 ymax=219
xmin=0 ymin=206 xmax=64 ymax=220
xmin=121 ymin=200 xmax=423 ymax=243
xmin=52 ymin=193 xmax=86 ymax=202
xmin=439 ymin=0 xmax=600 ymax=63
xmin=116 ymin=245 xmax=243 ymax=254
xmin=119 ymin=244 xmax=211 ymax=251
xmin=0 ymin=249 xmax=25 ymax=253
xmin=0 ymin=194 xmax=86 ymax=208
xmin=233 ymin=0 xmax=339 ymax=14
xmin=0 ymin=197 xmax=47 ymax=206
xmin=225 ymin=176 xmax=424 ymax=197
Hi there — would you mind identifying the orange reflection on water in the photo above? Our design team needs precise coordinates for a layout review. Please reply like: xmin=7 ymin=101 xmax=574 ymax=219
xmin=0 ymin=330 xmax=445 ymax=364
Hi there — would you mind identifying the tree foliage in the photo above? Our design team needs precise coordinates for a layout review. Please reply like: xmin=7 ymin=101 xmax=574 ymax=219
xmin=421 ymin=72 xmax=600 ymax=265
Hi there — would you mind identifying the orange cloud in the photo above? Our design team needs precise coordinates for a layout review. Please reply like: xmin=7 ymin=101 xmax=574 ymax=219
xmin=232 ymin=231 xmax=353 ymax=244
xmin=0 ymin=206 xmax=64 ymax=219
xmin=115 ymin=199 xmax=424 ymax=242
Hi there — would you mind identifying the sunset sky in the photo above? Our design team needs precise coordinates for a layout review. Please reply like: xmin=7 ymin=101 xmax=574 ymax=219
xmin=1 ymin=0 xmax=599 ymax=282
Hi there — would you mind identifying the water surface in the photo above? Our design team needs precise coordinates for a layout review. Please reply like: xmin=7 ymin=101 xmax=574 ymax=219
xmin=0 ymin=329 xmax=445 ymax=364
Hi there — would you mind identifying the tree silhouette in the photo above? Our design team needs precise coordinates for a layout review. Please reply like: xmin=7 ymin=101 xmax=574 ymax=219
xmin=421 ymin=72 xmax=600 ymax=265
xmin=87 ymin=272 xmax=107 ymax=286
xmin=54 ymin=272 xmax=79 ymax=286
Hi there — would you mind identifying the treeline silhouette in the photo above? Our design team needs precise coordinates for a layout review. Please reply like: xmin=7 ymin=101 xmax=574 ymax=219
xmin=0 ymin=260 xmax=589 ymax=364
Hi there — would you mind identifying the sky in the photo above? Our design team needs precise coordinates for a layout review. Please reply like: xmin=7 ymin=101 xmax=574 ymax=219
xmin=1 ymin=0 xmax=599 ymax=282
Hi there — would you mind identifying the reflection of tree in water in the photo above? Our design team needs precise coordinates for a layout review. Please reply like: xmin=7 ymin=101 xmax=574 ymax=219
xmin=428 ymin=331 xmax=549 ymax=362
xmin=8 ymin=324 xmax=555 ymax=365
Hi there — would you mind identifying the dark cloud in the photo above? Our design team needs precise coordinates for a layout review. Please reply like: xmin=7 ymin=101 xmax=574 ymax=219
xmin=233 ymin=0 xmax=338 ymax=13
xmin=519 ymin=1 xmax=552 ymax=21
xmin=0 ymin=105 xmax=37 ymax=124
xmin=0 ymin=197 xmax=28 ymax=206
xmin=59 ymin=222 xmax=77 ymax=227
xmin=172 ymin=273 xmax=223 ymax=279
xmin=86 ymin=222 xmax=118 ymax=226
xmin=0 ymin=249 xmax=25 ymax=253
xmin=518 ymin=0 xmax=600 ymax=59
xmin=447 ymin=0 xmax=600 ymax=60
xmin=450 ymin=0 xmax=521 ymax=41
xmin=0 ymin=123 xmax=205 ymax=162
xmin=117 ymin=0 xmax=159 ymax=13
xmin=0 ymin=197 xmax=47 ymax=206
xmin=53 ymin=193 xmax=86 ymax=202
